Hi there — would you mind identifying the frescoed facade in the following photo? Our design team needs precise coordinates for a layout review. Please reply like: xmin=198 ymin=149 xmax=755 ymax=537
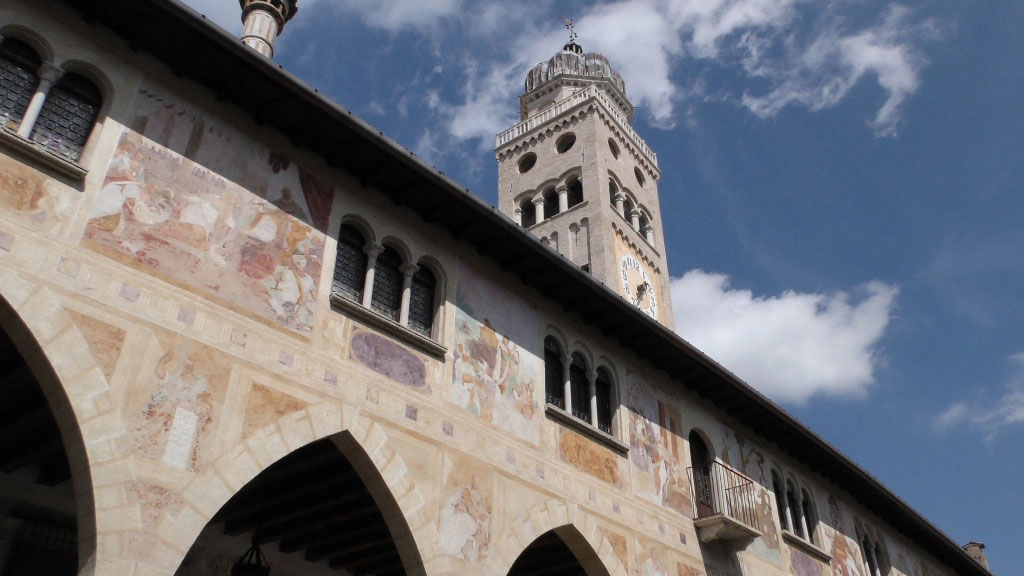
xmin=0 ymin=1 xmax=990 ymax=576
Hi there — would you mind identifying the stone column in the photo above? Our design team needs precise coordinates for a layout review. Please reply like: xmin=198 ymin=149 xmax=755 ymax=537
xmin=533 ymin=196 xmax=546 ymax=224
xmin=398 ymin=263 xmax=419 ymax=325
xmin=561 ymin=354 xmax=572 ymax=414
xmin=360 ymin=244 xmax=383 ymax=308
xmin=587 ymin=368 xmax=598 ymax=427
xmin=513 ymin=207 xmax=522 ymax=226
xmin=557 ymin=184 xmax=569 ymax=213
xmin=18 ymin=63 xmax=63 ymax=139
xmin=642 ymin=224 xmax=654 ymax=244
xmin=613 ymin=192 xmax=625 ymax=218
xmin=630 ymin=208 xmax=641 ymax=232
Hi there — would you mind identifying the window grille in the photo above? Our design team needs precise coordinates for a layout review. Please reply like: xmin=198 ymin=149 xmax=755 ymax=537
xmin=595 ymin=369 xmax=612 ymax=433
xmin=2 ymin=515 xmax=77 ymax=576
xmin=370 ymin=247 xmax=402 ymax=320
xmin=29 ymin=72 xmax=100 ymax=162
xmin=408 ymin=266 xmax=436 ymax=336
xmin=569 ymin=354 xmax=590 ymax=422
xmin=543 ymin=338 xmax=564 ymax=408
xmin=0 ymin=38 xmax=41 ymax=129
xmin=333 ymin=224 xmax=366 ymax=301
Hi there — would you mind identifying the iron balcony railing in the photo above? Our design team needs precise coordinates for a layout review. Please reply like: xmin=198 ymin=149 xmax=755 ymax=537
xmin=686 ymin=461 xmax=758 ymax=528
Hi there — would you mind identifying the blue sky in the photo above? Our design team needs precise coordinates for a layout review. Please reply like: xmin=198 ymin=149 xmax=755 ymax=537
xmin=184 ymin=1 xmax=1022 ymax=571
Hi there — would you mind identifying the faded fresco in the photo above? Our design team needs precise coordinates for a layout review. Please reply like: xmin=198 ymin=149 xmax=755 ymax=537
xmin=627 ymin=380 xmax=691 ymax=516
xmin=350 ymin=329 xmax=429 ymax=391
xmin=790 ymin=547 xmax=824 ymax=576
xmin=825 ymin=495 xmax=865 ymax=576
xmin=636 ymin=543 xmax=672 ymax=576
xmin=599 ymin=526 xmax=629 ymax=573
xmin=438 ymin=454 xmax=492 ymax=563
xmin=719 ymin=430 xmax=781 ymax=564
xmin=121 ymin=330 xmax=231 ymax=473
xmin=558 ymin=428 xmax=622 ymax=487
xmin=83 ymin=87 xmax=329 ymax=335
xmin=451 ymin=261 xmax=540 ymax=445
xmin=0 ymin=153 xmax=80 ymax=235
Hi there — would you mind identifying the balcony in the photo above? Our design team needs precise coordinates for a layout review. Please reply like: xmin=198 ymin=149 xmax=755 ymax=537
xmin=687 ymin=461 xmax=762 ymax=545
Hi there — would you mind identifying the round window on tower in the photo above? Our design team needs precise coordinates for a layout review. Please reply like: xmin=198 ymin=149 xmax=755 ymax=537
xmin=518 ymin=153 xmax=537 ymax=173
xmin=634 ymin=167 xmax=646 ymax=187
xmin=608 ymin=138 xmax=619 ymax=159
xmin=556 ymin=133 xmax=576 ymax=154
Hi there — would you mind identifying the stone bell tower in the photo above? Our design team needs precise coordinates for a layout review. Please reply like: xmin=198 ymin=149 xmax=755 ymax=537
xmin=495 ymin=27 xmax=673 ymax=328
xmin=239 ymin=0 xmax=298 ymax=58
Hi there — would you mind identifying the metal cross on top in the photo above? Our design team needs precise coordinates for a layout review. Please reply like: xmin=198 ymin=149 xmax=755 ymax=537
xmin=562 ymin=17 xmax=578 ymax=43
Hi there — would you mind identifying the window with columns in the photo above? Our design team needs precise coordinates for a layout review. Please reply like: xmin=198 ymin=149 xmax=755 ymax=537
xmin=771 ymin=469 xmax=819 ymax=546
xmin=520 ymin=198 xmax=536 ymax=227
xmin=858 ymin=529 xmax=888 ymax=576
xmin=542 ymin=338 xmax=616 ymax=436
xmin=567 ymin=177 xmax=583 ymax=208
xmin=0 ymin=36 xmax=102 ymax=163
xmin=331 ymin=221 xmax=441 ymax=340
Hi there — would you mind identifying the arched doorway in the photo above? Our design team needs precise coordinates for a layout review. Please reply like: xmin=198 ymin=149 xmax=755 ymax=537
xmin=689 ymin=430 xmax=713 ymax=518
xmin=175 ymin=436 xmax=418 ymax=576
xmin=0 ymin=320 xmax=85 ymax=574
xmin=508 ymin=528 xmax=610 ymax=576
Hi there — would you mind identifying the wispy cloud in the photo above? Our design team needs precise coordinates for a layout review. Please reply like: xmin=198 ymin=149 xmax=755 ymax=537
xmin=935 ymin=353 xmax=1024 ymax=441
xmin=671 ymin=270 xmax=899 ymax=404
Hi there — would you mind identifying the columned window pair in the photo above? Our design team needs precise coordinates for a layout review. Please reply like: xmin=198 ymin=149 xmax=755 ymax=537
xmin=333 ymin=224 xmax=437 ymax=337
xmin=516 ymin=176 xmax=584 ymax=228
xmin=858 ymin=530 xmax=888 ymax=576
xmin=0 ymin=36 xmax=101 ymax=162
xmin=771 ymin=470 xmax=818 ymax=545
xmin=543 ymin=337 xmax=613 ymax=434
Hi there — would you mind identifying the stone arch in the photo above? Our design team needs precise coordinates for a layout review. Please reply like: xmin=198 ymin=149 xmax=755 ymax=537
xmin=156 ymin=402 xmax=447 ymax=576
xmin=0 ymin=270 xmax=105 ymax=575
xmin=481 ymin=498 xmax=627 ymax=576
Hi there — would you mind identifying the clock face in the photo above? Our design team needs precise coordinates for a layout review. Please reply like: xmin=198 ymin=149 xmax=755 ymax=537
xmin=620 ymin=254 xmax=658 ymax=319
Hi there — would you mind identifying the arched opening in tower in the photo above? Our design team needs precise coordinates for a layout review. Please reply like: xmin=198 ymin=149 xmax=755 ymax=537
xmin=507 ymin=528 xmax=610 ymax=576
xmin=0 ymin=328 xmax=80 ymax=574
xmin=175 ymin=437 xmax=413 ymax=575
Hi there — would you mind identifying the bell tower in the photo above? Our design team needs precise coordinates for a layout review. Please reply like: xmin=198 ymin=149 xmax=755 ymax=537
xmin=495 ymin=27 xmax=673 ymax=328
xmin=239 ymin=0 xmax=298 ymax=58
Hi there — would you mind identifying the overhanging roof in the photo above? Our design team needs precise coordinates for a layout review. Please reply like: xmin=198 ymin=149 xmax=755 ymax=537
xmin=59 ymin=1 xmax=989 ymax=574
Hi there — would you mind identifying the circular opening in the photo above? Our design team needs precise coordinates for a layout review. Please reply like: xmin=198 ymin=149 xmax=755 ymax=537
xmin=556 ymin=133 xmax=576 ymax=154
xmin=608 ymin=138 xmax=619 ymax=159
xmin=634 ymin=166 xmax=646 ymax=187
xmin=517 ymin=153 xmax=537 ymax=173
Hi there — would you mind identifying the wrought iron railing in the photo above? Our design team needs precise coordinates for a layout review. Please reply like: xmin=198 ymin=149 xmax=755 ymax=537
xmin=686 ymin=461 xmax=758 ymax=528
xmin=495 ymin=84 xmax=658 ymax=167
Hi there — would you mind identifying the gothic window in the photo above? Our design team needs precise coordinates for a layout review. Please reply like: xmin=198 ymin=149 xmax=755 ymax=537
xmin=333 ymin=224 xmax=367 ymax=302
xmin=689 ymin=431 xmax=713 ymax=518
xmin=801 ymin=488 xmax=817 ymax=544
xmin=520 ymin=198 xmax=536 ymax=227
xmin=786 ymin=480 xmax=804 ymax=538
xmin=569 ymin=353 xmax=590 ymax=422
xmin=544 ymin=337 xmax=564 ymax=409
xmin=595 ymin=367 xmax=613 ymax=434
xmin=407 ymin=265 xmax=436 ymax=337
xmin=772 ymin=470 xmax=789 ymax=531
xmin=543 ymin=187 xmax=559 ymax=218
xmin=29 ymin=72 xmax=101 ymax=161
xmin=370 ymin=246 xmax=402 ymax=321
xmin=567 ymin=177 xmax=583 ymax=208
xmin=0 ymin=38 xmax=40 ymax=129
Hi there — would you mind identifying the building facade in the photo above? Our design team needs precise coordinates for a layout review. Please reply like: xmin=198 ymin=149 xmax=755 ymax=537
xmin=0 ymin=1 xmax=989 ymax=575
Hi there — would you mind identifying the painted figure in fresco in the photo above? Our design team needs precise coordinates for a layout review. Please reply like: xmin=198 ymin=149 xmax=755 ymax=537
xmin=640 ymin=549 xmax=668 ymax=576
xmin=828 ymin=495 xmax=864 ymax=576
xmin=438 ymin=476 xmax=491 ymax=562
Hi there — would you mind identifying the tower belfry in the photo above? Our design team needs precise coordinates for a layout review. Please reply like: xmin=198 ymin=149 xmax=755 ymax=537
xmin=239 ymin=0 xmax=298 ymax=58
xmin=496 ymin=33 xmax=673 ymax=328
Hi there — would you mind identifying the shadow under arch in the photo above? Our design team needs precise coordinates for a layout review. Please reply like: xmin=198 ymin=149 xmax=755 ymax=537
xmin=0 ymin=292 xmax=97 ymax=574
xmin=173 ymin=412 xmax=437 ymax=576
xmin=508 ymin=525 xmax=611 ymax=576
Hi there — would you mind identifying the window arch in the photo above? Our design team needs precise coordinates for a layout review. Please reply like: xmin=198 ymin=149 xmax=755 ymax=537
xmin=29 ymin=71 xmax=101 ymax=161
xmin=566 ymin=177 xmax=583 ymax=208
xmin=543 ymin=187 xmax=559 ymax=218
xmin=771 ymin=470 xmax=789 ymax=531
xmin=407 ymin=264 xmax=436 ymax=337
xmin=786 ymin=479 xmax=804 ymax=538
xmin=543 ymin=337 xmax=565 ymax=409
xmin=801 ymin=488 xmax=817 ymax=544
xmin=520 ymin=198 xmax=536 ymax=227
xmin=569 ymin=353 xmax=590 ymax=422
xmin=689 ymin=430 xmax=713 ymax=518
xmin=0 ymin=37 xmax=41 ymax=129
xmin=370 ymin=246 xmax=402 ymax=321
xmin=333 ymin=223 xmax=368 ymax=302
xmin=608 ymin=178 xmax=619 ymax=206
xmin=595 ymin=367 xmax=613 ymax=434
xmin=622 ymin=196 xmax=636 ymax=221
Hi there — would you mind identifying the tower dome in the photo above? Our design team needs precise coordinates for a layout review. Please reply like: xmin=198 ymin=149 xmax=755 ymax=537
xmin=524 ymin=42 xmax=627 ymax=98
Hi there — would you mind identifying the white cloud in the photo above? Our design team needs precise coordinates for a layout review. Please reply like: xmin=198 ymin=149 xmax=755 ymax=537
xmin=331 ymin=0 xmax=464 ymax=32
xmin=671 ymin=270 xmax=899 ymax=404
xmin=935 ymin=353 xmax=1024 ymax=441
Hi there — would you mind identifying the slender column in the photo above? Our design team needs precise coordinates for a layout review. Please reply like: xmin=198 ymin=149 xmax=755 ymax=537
xmin=533 ymin=196 xmax=546 ymax=224
xmin=360 ymin=243 xmax=383 ymax=307
xmin=630 ymin=208 xmax=641 ymax=231
xmin=781 ymin=490 xmax=793 ymax=533
xmin=587 ymin=368 xmax=598 ymax=426
xmin=18 ymin=63 xmax=63 ymax=138
xmin=513 ymin=207 xmax=522 ymax=226
xmin=561 ymin=354 xmax=572 ymax=414
xmin=642 ymin=224 xmax=655 ymax=244
xmin=797 ymin=500 xmax=810 ymax=541
xmin=398 ymin=263 xmax=419 ymax=325
xmin=557 ymin=184 xmax=569 ymax=213
xmin=613 ymin=192 xmax=625 ymax=217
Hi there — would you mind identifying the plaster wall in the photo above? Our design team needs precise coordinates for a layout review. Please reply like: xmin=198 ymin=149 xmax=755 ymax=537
xmin=0 ymin=4 xmax=960 ymax=576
